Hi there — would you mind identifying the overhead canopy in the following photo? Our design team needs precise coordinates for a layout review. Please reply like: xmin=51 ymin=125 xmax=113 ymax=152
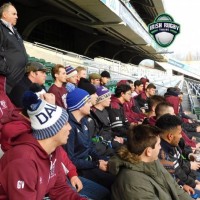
xmin=14 ymin=0 xmax=167 ymax=63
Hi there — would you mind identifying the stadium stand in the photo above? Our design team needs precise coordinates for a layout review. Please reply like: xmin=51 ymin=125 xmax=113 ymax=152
xmin=25 ymin=41 xmax=185 ymax=95
xmin=186 ymin=79 xmax=200 ymax=119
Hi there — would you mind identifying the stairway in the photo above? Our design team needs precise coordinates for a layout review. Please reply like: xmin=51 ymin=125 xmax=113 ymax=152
xmin=182 ymin=80 xmax=198 ymax=119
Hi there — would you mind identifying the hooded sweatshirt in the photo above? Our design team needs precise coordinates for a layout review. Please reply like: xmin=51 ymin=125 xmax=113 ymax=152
xmin=0 ymin=75 xmax=16 ymax=143
xmin=0 ymin=133 xmax=84 ymax=200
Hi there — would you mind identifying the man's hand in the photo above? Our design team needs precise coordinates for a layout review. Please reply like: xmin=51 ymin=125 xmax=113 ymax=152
xmin=196 ymin=126 xmax=200 ymax=132
xmin=114 ymin=136 xmax=124 ymax=144
xmin=70 ymin=176 xmax=83 ymax=192
xmin=40 ymin=93 xmax=55 ymax=104
xmin=99 ymin=160 xmax=108 ymax=171
xmin=183 ymin=184 xmax=195 ymax=195
xmin=195 ymin=180 xmax=200 ymax=190
xmin=190 ymin=161 xmax=200 ymax=170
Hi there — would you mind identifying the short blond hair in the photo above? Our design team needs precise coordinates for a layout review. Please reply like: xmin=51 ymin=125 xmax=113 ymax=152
xmin=76 ymin=66 xmax=86 ymax=73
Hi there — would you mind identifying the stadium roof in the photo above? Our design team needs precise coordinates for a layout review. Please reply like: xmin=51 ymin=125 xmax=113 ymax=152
xmin=13 ymin=0 xmax=167 ymax=64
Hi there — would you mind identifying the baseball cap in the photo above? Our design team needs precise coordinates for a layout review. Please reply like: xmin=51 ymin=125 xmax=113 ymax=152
xmin=25 ymin=62 xmax=47 ymax=73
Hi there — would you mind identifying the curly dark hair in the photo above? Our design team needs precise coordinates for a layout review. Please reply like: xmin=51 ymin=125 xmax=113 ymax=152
xmin=155 ymin=114 xmax=182 ymax=131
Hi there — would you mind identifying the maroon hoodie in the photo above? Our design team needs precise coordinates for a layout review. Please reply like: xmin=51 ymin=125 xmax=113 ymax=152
xmin=165 ymin=95 xmax=180 ymax=115
xmin=0 ymin=75 xmax=15 ymax=142
xmin=1 ymin=109 xmax=30 ymax=152
xmin=148 ymin=116 xmax=157 ymax=126
xmin=0 ymin=133 xmax=84 ymax=200
xmin=123 ymin=97 xmax=145 ymax=124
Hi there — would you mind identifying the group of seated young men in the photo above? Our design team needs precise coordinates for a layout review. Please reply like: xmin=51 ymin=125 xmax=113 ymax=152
xmin=1 ymin=62 xmax=200 ymax=199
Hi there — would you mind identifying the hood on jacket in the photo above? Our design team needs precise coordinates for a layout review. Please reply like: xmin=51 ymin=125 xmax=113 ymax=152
xmin=165 ymin=87 xmax=181 ymax=97
xmin=165 ymin=95 xmax=180 ymax=115
xmin=108 ymin=151 xmax=160 ymax=178
xmin=1 ymin=109 xmax=31 ymax=152
xmin=1 ymin=120 xmax=31 ymax=152
xmin=148 ymin=116 xmax=156 ymax=126
xmin=10 ymin=132 xmax=49 ymax=159
xmin=110 ymin=95 xmax=122 ymax=109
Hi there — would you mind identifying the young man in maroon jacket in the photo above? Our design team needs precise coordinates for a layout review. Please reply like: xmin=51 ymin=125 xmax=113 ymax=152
xmin=0 ymin=92 xmax=86 ymax=200
xmin=48 ymin=64 xmax=68 ymax=109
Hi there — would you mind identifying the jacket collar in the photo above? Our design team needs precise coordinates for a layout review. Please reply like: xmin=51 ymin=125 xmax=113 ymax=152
xmin=160 ymin=138 xmax=174 ymax=154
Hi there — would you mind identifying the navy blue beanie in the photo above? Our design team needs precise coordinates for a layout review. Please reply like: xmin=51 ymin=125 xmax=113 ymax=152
xmin=67 ymin=87 xmax=90 ymax=112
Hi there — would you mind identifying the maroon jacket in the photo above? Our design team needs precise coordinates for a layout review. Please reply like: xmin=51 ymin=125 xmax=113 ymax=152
xmin=123 ymin=97 xmax=145 ymax=123
xmin=1 ymin=111 xmax=78 ymax=177
xmin=0 ymin=133 xmax=84 ymax=200
xmin=0 ymin=75 xmax=16 ymax=143
xmin=165 ymin=95 xmax=180 ymax=115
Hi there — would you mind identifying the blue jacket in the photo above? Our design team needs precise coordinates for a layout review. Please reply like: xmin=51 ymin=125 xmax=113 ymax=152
xmin=63 ymin=112 xmax=100 ymax=170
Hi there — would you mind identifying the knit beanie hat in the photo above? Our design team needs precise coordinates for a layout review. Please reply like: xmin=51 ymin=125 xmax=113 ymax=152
xmin=65 ymin=65 xmax=77 ymax=78
xmin=23 ymin=91 xmax=69 ymax=140
xmin=78 ymin=78 xmax=96 ymax=95
xmin=101 ymin=70 xmax=111 ymax=78
xmin=67 ymin=87 xmax=90 ymax=112
xmin=96 ymin=86 xmax=111 ymax=103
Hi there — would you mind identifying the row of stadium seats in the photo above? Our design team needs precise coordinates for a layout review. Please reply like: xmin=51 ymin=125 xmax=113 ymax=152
xmin=187 ymin=81 xmax=200 ymax=119
xmin=28 ymin=55 xmax=119 ymax=93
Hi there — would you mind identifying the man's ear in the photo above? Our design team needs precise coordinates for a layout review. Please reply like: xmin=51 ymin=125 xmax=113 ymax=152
xmin=29 ymin=71 xmax=36 ymax=77
xmin=145 ymin=147 xmax=153 ymax=157
xmin=167 ymin=132 xmax=173 ymax=142
xmin=152 ymin=106 xmax=156 ymax=112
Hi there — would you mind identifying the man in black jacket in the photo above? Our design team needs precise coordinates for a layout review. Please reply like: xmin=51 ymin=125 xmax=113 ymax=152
xmin=106 ymin=84 xmax=132 ymax=138
xmin=9 ymin=62 xmax=47 ymax=108
xmin=0 ymin=3 xmax=27 ymax=93
xmin=156 ymin=114 xmax=200 ymax=194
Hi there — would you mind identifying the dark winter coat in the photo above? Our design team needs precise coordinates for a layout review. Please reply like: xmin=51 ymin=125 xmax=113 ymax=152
xmin=109 ymin=149 xmax=192 ymax=200
xmin=0 ymin=20 xmax=27 ymax=93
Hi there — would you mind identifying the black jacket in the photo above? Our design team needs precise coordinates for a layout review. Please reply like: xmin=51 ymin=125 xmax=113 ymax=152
xmin=9 ymin=76 xmax=46 ymax=108
xmin=0 ymin=20 xmax=27 ymax=93
xmin=106 ymin=95 xmax=130 ymax=137
xmin=88 ymin=107 xmax=121 ymax=156
xmin=159 ymin=139 xmax=196 ymax=188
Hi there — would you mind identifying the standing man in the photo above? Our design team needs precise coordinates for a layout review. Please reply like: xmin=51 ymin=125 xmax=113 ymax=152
xmin=0 ymin=3 xmax=27 ymax=93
